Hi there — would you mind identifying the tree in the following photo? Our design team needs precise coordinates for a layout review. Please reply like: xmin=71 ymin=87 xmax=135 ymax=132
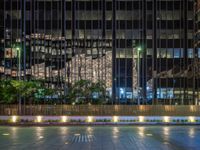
xmin=0 ymin=79 xmax=16 ymax=104
xmin=0 ymin=79 xmax=51 ymax=104
xmin=67 ymin=79 xmax=91 ymax=104
xmin=34 ymin=87 xmax=55 ymax=103
xmin=11 ymin=80 xmax=39 ymax=99
xmin=90 ymin=81 xmax=107 ymax=104
xmin=67 ymin=80 xmax=107 ymax=104
xmin=0 ymin=78 xmax=108 ymax=104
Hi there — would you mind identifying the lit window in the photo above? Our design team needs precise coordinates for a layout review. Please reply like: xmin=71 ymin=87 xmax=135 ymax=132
xmin=198 ymin=48 xmax=200 ymax=58
xmin=173 ymin=48 xmax=183 ymax=58
xmin=187 ymin=49 xmax=193 ymax=58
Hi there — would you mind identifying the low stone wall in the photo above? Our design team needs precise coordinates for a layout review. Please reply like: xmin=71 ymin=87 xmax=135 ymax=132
xmin=0 ymin=116 xmax=200 ymax=125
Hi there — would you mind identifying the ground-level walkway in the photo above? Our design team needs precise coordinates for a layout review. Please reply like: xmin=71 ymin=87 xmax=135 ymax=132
xmin=0 ymin=126 xmax=199 ymax=150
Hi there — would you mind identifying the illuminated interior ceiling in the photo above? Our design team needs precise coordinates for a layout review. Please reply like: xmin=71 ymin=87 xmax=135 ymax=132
xmin=132 ymin=48 xmax=138 ymax=91
xmin=28 ymin=34 xmax=112 ymax=89
xmin=66 ymin=51 xmax=112 ymax=88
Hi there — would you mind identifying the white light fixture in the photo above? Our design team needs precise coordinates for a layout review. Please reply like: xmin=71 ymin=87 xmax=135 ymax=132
xmin=12 ymin=116 xmax=17 ymax=123
xmin=163 ymin=116 xmax=170 ymax=123
xmin=189 ymin=116 xmax=195 ymax=123
xmin=87 ymin=116 xmax=93 ymax=122
xmin=36 ymin=116 xmax=42 ymax=122
xmin=61 ymin=116 xmax=67 ymax=122
xmin=139 ymin=116 xmax=144 ymax=122
xmin=113 ymin=116 xmax=119 ymax=122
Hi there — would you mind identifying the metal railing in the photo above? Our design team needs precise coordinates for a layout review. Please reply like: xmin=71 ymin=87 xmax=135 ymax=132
xmin=0 ymin=105 xmax=200 ymax=116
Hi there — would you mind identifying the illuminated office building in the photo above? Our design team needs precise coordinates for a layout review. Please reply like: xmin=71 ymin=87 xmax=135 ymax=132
xmin=0 ymin=0 xmax=197 ymax=104
xmin=194 ymin=0 xmax=200 ymax=105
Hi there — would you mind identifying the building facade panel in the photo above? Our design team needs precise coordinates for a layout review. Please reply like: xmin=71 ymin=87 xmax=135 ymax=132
xmin=0 ymin=0 xmax=197 ymax=104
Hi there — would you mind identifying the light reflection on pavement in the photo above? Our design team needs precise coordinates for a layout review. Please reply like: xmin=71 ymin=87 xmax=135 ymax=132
xmin=0 ymin=126 xmax=200 ymax=150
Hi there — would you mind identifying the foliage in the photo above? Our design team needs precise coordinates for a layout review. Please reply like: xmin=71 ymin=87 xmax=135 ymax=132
xmin=0 ymin=78 xmax=107 ymax=104
xmin=67 ymin=79 xmax=107 ymax=104
xmin=34 ymin=87 xmax=55 ymax=102
xmin=11 ymin=80 xmax=39 ymax=98
xmin=0 ymin=79 xmax=16 ymax=104
xmin=0 ymin=79 xmax=55 ymax=104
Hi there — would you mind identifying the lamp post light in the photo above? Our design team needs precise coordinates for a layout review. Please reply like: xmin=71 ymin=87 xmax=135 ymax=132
xmin=137 ymin=47 xmax=142 ymax=105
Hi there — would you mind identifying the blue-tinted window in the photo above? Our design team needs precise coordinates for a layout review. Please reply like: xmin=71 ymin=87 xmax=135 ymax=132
xmin=198 ymin=48 xmax=200 ymax=58
xmin=173 ymin=48 xmax=183 ymax=58
xmin=187 ymin=48 xmax=193 ymax=58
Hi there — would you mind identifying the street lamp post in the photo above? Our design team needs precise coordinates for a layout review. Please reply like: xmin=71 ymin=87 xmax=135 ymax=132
xmin=16 ymin=47 xmax=21 ymax=80
xmin=15 ymin=46 xmax=21 ymax=114
xmin=137 ymin=47 xmax=142 ymax=105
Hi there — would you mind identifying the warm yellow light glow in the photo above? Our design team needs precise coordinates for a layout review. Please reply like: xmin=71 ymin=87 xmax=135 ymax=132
xmin=138 ymin=127 xmax=145 ymax=137
xmin=189 ymin=116 xmax=195 ymax=122
xmin=139 ymin=116 xmax=144 ymax=122
xmin=87 ymin=116 xmax=93 ymax=122
xmin=12 ymin=116 xmax=17 ymax=123
xmin=163 ymin=116 xmax=170 ymax=123
xmin=61 ymin=116 xmax=67 ymax=122
xmin=163 ymin=127 xmax=169 ymax=135
xmin=87 ymin=127 xmax=93 ymax=134
xmin=113 ymin=116 xmax=119 ymax=122
xmin=190 ymin=106 xmax=194 ymax=111
xmin=189 ymin=128 xmax=195 ymax=138
xmin=36 ymin=116 xmax=42 ymax=122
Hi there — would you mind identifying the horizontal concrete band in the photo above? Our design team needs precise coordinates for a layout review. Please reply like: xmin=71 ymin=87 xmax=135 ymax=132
xmin=1 ymin=116 xmax=200 ymax=124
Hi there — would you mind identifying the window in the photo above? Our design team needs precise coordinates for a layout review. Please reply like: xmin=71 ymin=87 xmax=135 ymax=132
xmin=157 ymin=88 xmax=174 ymax=99
xmin=174 ymin=48 xmax=183 ymax=58
xmin=188 ymin=48 xmax=193 ymax=58
xmin=106 ymin=21 xmax=112 ymax=29
xmin=167 ymin=48 xmax=173 ymax=58
xmin=198 ymin=48 xmax=200 ymax=58
xmin=106 ymin=2 xmax=112 ymax=10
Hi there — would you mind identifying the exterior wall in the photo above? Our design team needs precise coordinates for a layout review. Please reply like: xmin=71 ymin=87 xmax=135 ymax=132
xmin=0 ymin=0 xmax=197 ymax=104
xmin=194 ymin=0 xmax=200 ymax=105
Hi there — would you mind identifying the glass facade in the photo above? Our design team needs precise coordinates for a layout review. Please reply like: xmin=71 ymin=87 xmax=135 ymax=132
xmin=0 ymin=0 xmax=197 ymax=105
xmin=194 ymin=0 xmax=200 ymax=105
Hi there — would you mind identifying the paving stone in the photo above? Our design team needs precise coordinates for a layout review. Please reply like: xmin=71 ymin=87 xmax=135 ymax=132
xmin=0 ymin=126 xmax=200 ymax=150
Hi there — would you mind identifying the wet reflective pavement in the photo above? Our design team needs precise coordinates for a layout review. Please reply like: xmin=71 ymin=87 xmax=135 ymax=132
xmin=0 ymin=126 xmax=200 ymax=150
